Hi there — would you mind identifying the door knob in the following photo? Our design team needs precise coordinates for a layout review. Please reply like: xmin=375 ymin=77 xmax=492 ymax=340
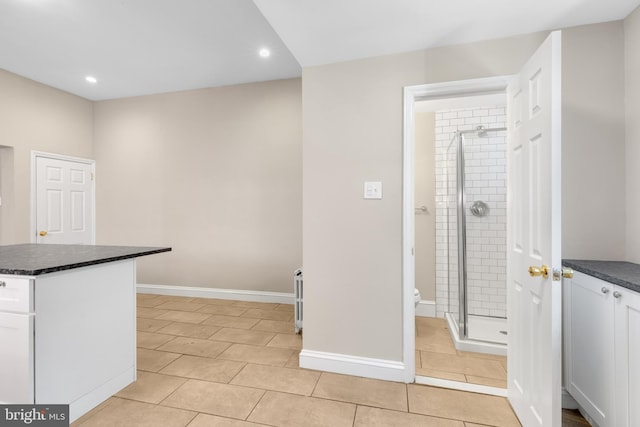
xmin=39 ymin=230 xmax=48 ymax=237
xmin=552 ymin=267 xmax=575 ymax=281
xmin=561 ymin=267 xmax=574 ymax=278
xmin=528 ymin=264 xmax=549 ymax=279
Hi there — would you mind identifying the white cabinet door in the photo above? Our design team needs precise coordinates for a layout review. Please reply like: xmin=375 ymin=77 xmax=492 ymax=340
xmin=0 ymin=312 xmax=34 ymax=403
xmin=564 ymin=271 xmax=614 ymax=426
xmin=614 ymin=285 xmax=640 ymax=427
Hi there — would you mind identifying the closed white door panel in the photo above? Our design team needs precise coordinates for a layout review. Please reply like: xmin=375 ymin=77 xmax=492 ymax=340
xmin=36 ymin=155 xmax=94 ymax=244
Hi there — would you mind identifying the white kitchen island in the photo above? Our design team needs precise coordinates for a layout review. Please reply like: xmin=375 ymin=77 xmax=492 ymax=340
xmin=0 ymin=244 xmax=170 ymax=422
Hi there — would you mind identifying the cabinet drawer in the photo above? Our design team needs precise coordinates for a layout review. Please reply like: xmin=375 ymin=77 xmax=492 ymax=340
xmin=0 ymin=277 xmax=33 ymax=313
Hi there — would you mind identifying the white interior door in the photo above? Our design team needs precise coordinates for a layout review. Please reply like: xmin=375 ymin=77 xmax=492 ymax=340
xmin=35 ymin=154 xmax=94 ymax=244
xmin=507 ymin=31 xmax=562 ymax=426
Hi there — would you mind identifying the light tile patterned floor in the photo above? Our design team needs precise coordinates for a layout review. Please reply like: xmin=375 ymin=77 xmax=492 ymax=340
xmin=415 ymin=317 xmax=590 ymax=427
xmin=415 ymin=316 xmax=508 ymax=388
xmin=73 ymin=294 xmax=523 ymax=427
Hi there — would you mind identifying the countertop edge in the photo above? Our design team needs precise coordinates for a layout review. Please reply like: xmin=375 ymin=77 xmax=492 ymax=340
xmin=563 ymin=259 xmax=640 ymax=294
xmin=0 ymin=247 xmax=171 ymax=276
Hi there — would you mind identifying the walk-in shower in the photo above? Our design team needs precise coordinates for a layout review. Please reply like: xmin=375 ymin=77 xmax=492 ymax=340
xmin=442 ymin=122 xmax=508 ymax=356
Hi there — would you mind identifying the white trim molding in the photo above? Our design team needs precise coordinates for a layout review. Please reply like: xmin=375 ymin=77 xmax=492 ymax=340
xmin=299 ymin=349 xmax=406 ymax=383
xmin=136 ymin=284 xmax=294 ymax=304
xmin=415 ymin=300 xmax=436 ymax=317
xmin=561 ymin=387 xmax=579 ymax=410
xmin=402 ymin=76 xmax=511 ymax=385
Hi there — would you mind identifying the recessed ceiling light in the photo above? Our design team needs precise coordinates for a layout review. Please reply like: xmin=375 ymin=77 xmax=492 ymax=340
xmin=259 ymin=48 xmax=270 ymax=58
xmin=85 ymin=76 xmax=97 ymax=84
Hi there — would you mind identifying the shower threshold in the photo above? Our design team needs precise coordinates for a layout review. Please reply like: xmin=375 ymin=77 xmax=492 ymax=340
xmin=445 ymin=313 xmax=507 ymax=356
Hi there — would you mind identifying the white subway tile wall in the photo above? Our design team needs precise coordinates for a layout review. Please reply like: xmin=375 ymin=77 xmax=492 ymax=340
xmin=434 ymin=106 xmax=507 ymax=319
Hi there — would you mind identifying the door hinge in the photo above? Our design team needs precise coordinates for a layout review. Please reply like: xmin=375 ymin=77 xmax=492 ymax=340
xmin=91 ymin=172 xmax=94 ymax=181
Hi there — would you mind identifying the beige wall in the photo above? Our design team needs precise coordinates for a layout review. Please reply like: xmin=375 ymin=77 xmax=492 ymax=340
xmin=626 ymin=6 xmax=640 ymax=263
xmin=562 ymin=22 xmax=626 ymax=260
xmin=93 ymin=78 xmax=302 ymax=292
xmin=414 ymin=112 xmax=436 ymax=301
xmin=302 ymin=22 xmax=626 ymax=362
xmin=0 ymin=69 xmax=93 ymax=244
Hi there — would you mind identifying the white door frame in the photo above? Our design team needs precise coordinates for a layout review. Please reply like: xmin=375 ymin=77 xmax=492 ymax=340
xmin=402 ymin=76 xmax=511 ymax=383
xmin=30 ymin=151 xmax=96 ymax=244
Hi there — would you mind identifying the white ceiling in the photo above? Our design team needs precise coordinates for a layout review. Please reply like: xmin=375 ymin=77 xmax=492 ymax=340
xmin=255 ymin=0 xmax=640 ymax=67
xmin=1 ymin=0 xmax=638 ymax=101
xmin=0 ymin=0 xmax=301 ymax=100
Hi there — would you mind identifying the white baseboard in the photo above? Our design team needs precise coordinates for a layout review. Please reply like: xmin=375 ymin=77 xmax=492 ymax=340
xmin=137 ymin=284 xmax=294 ymax=304
xmin=415 ymin=300 xmax=436 ymax=317
xmin=561 ymin=387 xmax=579 ymax=410
xmin=70 ymin=366 xmax=135 ymax=423
xmin=561 ymin=388 xmax=595 ymax=427
xmin=299 ymin=349 xmax=406 ymax=383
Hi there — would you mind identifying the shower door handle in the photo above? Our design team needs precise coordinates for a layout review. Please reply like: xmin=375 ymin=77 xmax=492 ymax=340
xmin=528 ymin=264 xmax=549 ymax=279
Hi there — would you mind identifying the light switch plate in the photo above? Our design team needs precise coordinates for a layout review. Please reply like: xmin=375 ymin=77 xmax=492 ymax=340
xmin=364 ymin=181 xmax=382 ymax=199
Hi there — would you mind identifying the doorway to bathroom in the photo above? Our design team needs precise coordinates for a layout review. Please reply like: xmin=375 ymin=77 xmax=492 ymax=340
xmin=412 ymin=92 xmax=508 ymax=391
xmin=404 ymin=29 xmax=563 ymax=427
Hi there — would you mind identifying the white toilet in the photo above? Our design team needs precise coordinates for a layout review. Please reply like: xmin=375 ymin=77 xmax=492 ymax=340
xmin=414 ymin=288 xmax=421 ymax=308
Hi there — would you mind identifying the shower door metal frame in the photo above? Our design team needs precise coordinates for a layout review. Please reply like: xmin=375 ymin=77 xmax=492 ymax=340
xmin=456 ymin=131 xmax=469 ymax=340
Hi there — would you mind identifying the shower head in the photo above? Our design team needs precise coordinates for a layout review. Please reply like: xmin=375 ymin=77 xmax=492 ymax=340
xmin=454 ymin=126 xmax=507 ymax=144
xmin=475 ymin=126 xmax=488 ymax=138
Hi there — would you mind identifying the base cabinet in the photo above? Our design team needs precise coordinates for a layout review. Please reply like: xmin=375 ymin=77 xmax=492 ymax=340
xmin=564 ymin=271 xmax=640 ymax=427
xmin=564 ymin=272 xmax=614 ymax=426
xmin=0 ymin=277 xmax=34 ymax=404
xmin=0 ymin=260 xmax=136 ymax=423
xmin=614 ymin=286 xmax=640 ymax=427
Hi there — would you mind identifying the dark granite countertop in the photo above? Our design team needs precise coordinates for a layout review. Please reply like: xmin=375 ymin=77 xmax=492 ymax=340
xmin=563 ymin=259 xmax=640 ymax=294
xmin=0 ymin=244 xmax=171 ymax=276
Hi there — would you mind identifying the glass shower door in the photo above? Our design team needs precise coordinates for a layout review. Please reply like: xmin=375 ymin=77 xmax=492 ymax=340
xmin=446 ymin=133 xmax=464 ymax=338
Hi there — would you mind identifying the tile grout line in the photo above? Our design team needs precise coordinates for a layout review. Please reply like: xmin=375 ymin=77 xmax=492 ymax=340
xmin=351 ymin=404 xmax=359 ymax=426
xmin=132 ymin=296 xmax=528 ymax=426
xmin=227 ymin=362 xmax=250 ymax=384
xmin=405 ymin=383 xmax=410 ymax=413
xmin=310 ymin=371 xmax=323 ymax=398
xmin=243 ymin=389 xmax=268 ymax=423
